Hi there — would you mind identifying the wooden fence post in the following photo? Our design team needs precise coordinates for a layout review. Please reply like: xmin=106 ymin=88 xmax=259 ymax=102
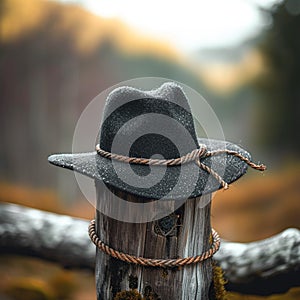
xmin=94 ymin=183 xmax=214 ymax=300
xmin=48 ymin=82 xmax=265 ymax=300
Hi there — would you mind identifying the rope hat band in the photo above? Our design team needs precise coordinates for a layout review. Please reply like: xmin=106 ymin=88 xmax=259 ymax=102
xmin=96 ymin=144 xmax=266 ymax=190
xmin=88 ymin=219 xmax=220 ymax=268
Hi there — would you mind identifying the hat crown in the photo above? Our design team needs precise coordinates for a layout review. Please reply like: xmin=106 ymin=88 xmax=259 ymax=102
xmin=99 ymin=83 xmax=199 ymax=160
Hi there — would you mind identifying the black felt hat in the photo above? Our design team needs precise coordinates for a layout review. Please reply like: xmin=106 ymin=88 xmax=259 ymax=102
xmin=48 ymin=82 xmax=252 ymax=200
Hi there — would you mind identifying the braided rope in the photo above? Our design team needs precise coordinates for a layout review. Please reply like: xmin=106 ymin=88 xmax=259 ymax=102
xmin=95 ymin=144 xmax=266 ymax=189
xmin=195 ymin=158 xmax=229 ymax=190
xmin=96 ymin=144 xmax=207 ymax=166
xmin=88 ymin=219 xmax=220 ymax=268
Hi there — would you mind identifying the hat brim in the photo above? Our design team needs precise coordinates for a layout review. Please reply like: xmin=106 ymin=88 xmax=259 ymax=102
xmin=48 ymin=138 xmax=250 ymax=200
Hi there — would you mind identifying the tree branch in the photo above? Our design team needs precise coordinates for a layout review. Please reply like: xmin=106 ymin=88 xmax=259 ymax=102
xmin=0 ymin=202 xmax=95 ymax=269
xmin=214 ymin=226 xmax=300 ymax=295
xmin=214 ymin=227 xmax=300 ymax=282
xmin=0 ymin=203 xmax=299 ymax=294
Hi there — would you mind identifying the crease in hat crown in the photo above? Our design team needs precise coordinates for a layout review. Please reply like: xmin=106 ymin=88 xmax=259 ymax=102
xmin=48 ymin=81 xmax=260 ymax=200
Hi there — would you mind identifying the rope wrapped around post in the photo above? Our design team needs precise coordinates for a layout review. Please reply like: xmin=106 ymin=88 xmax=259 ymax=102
xmin=88 ymin=219 xmax=220 ymax=268
xmin=95 ymin=144 xmax=266 ymax=190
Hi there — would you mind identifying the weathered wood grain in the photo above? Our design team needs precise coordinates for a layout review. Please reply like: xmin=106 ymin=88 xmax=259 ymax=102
xmin=95 ymin=181 xmax=212 ymax=300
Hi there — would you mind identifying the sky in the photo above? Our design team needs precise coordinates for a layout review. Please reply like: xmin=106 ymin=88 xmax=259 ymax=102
xmin=57 ymin=0 xmax=281 ymax=52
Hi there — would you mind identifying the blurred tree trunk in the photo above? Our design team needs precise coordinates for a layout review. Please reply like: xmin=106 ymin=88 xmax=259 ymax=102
xmin=255 ymin=1 xmax=300 ymax=156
